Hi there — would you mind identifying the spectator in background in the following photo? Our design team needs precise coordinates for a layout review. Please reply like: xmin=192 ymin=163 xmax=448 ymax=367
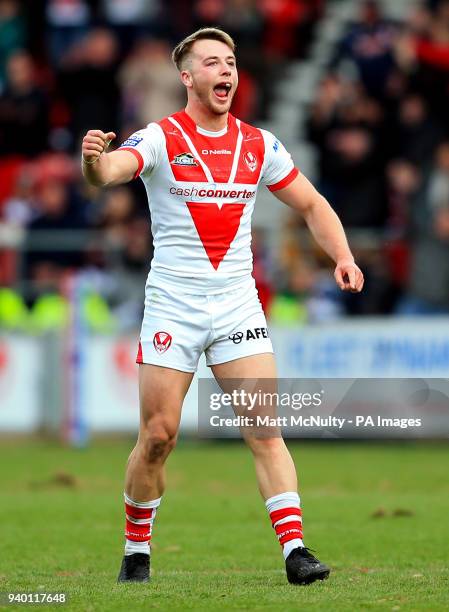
xmin=269 ymin=214 xmax=343 ymax=323
xmin=307 ymin=74 xmax=387 ymax=228
xmin=45 ymin=0 xmax=91 ymax=68
xmin=385 ymin=158 xmax=421 ymax=235
xmin=119 ymin=39 xmax=183 ymax=128
xmin=383 ymin=158 xmax=423 ymax=304
xmin=333 ymin=0 xmax=397 ymax=98
xmin=396 ymin=142 xmax=449 ymax=314
xmin=192 ymin=0 xmax=225 ymax=29
xmin=0 ymin=51 xmax=49 ymax=155
xmin=24 ymin=175 xmax=88 ymax=299
xmin=0 ymin=0 xmax=25 ymax=91
xmin=395 ymin=0 xmax=449 ymax=128
xmin=57 ymin=28 xmax=120 ymax=149
xmin=342 ymin=241 xmax=396 ymax=315
xmin=270 ymin=258 xmax=343 ymax=324
xmin=25 ymin=154 xmax=87 ymax=286
xmin=259 ymin=0 xmax=314 ymax=60
xmin=108 ymin=216 xmax=153 ymax=330
xmin=94 ymin=185 xmax=136 ymax=246
xmin=1 ymin=151 xmax=74 ymax=224
xmin=162 ymin=0 xmax=195 ymax=43
xmin=392 ymin=94 xmax=442 ymax=168
xmin=2 ymin=161 xmax=36 ymax=227
xmin=101 ymin=0 xmax=164 ymax=55
xmin=219 ymin=0 xmax=264 ymax=48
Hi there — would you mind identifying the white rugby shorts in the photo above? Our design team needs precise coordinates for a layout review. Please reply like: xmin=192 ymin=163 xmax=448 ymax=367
xmin=136 ymin=275 xmax=273 ymax=372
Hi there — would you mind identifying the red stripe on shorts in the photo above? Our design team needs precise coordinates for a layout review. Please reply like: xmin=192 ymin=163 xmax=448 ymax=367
xmin=136 ymin=341 xmax=143 ymax=364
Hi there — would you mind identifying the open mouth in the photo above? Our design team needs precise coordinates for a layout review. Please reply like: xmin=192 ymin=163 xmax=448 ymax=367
xmin=213 ymin=82 xmax=232 ymax=100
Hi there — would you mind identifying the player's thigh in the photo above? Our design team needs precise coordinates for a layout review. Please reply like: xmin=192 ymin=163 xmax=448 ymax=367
xmin=208 ymin=280 xmax=277 ymax=405
xmin=210 ymin=352 xmax=277 ymax=379
xmin=138 ymin=363 xmax=194 ymax=438
xmin=211 ymin=354 xmax=280 ymax=442
xmin=211 ymin=352 xmax=278 ymax=412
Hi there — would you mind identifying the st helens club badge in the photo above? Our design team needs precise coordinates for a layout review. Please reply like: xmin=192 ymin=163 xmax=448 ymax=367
xmin=244 ymin=151 xmax=257 ymax=172
xmin=153 ymin=332 xmax=172 ymax=354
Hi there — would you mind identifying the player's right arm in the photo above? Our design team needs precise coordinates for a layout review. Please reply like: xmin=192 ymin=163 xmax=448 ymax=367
xmin=81 ymin=129 xmax=139 ymax=187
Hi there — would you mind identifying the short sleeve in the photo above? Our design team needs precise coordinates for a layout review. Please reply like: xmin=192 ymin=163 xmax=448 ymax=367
xmin=260 ymin=129 xmax=299 ymax=192
xmin=117 ymin=123 xmax=164 ymax=179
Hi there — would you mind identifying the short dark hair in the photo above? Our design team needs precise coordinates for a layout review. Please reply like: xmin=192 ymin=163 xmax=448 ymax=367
xmin=172 ymin=27 xmax=236 ymax=71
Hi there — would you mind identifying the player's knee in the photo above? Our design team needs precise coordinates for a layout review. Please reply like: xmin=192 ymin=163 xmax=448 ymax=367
xmin=139 ymin=423 xmax=177 ymax=464
xmin=246 ymin=435 xmax=284 ymax=455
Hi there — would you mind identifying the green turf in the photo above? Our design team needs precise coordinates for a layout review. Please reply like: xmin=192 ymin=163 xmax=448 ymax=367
xmin=0 ymin=439 xmax=448 ymax=611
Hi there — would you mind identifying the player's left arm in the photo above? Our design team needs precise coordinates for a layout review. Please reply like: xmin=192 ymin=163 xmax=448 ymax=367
xmin=273 ymin=172 xmax=364 ymax=293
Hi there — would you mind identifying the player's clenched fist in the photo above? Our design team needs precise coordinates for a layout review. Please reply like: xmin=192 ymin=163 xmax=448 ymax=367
xmin=82 ymin=130 xmax=116 ymax=164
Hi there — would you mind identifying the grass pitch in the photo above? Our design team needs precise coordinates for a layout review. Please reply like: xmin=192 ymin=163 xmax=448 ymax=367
xmin=0 ymin=439 xmax=448 ymax=611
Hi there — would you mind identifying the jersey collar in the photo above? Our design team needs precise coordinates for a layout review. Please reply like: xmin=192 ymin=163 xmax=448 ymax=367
xmin=177 ymin=109 xmax=235 ymax=138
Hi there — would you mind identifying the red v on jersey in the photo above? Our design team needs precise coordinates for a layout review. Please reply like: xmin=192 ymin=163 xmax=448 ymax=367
xmin=187 ymin=202 xmax=245 ymax=269
xmin=158 ymin=110 xmax=265 ymax=269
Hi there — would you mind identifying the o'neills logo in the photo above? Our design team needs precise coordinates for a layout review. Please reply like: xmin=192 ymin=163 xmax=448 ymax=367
xmin=202 ymin=149 xmax=231 ymax=155
xmin=171 ymin=152 xmax=198 ymax=166
xmin=244 ymin=151 xmax=257 ymax=172
xmin=153 ymin=332 xmax=172 ymax=354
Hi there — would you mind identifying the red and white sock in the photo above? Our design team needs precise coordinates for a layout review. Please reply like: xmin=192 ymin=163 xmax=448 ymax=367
xmin=266 ymin=491 xmax=304 ymax=560
xmin=124 ymin=492 xmax=161 ymax=556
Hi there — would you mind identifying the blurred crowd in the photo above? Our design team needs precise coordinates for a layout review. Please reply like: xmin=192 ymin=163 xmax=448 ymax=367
xmin=0 ymin=0 xmax=448 ymax=333
xmin=295 ymin=0 xmax=449 ymax=319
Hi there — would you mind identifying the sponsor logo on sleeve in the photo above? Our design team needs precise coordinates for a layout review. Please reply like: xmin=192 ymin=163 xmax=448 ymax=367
xmin=120 ymin=133 xmax=144 ymax=148
xmin=273 ymin=140 xmax=280 ymax=152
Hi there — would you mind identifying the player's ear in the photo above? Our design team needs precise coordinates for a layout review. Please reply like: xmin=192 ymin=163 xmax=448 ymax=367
xmin=180 ymin=69 xmax=193 ymax=89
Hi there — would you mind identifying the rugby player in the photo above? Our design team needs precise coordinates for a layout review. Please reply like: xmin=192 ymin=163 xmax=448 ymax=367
xmin=81 ymin=27 xmax=364 ymax=586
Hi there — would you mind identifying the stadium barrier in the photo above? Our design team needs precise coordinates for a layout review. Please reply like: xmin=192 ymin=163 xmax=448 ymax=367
xmin=1 ymin=318 xmax=449 ymax=438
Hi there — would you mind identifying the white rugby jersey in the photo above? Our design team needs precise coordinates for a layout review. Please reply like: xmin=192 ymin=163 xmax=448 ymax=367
xmin=119 ymin=110 xmax=298 ymax=292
